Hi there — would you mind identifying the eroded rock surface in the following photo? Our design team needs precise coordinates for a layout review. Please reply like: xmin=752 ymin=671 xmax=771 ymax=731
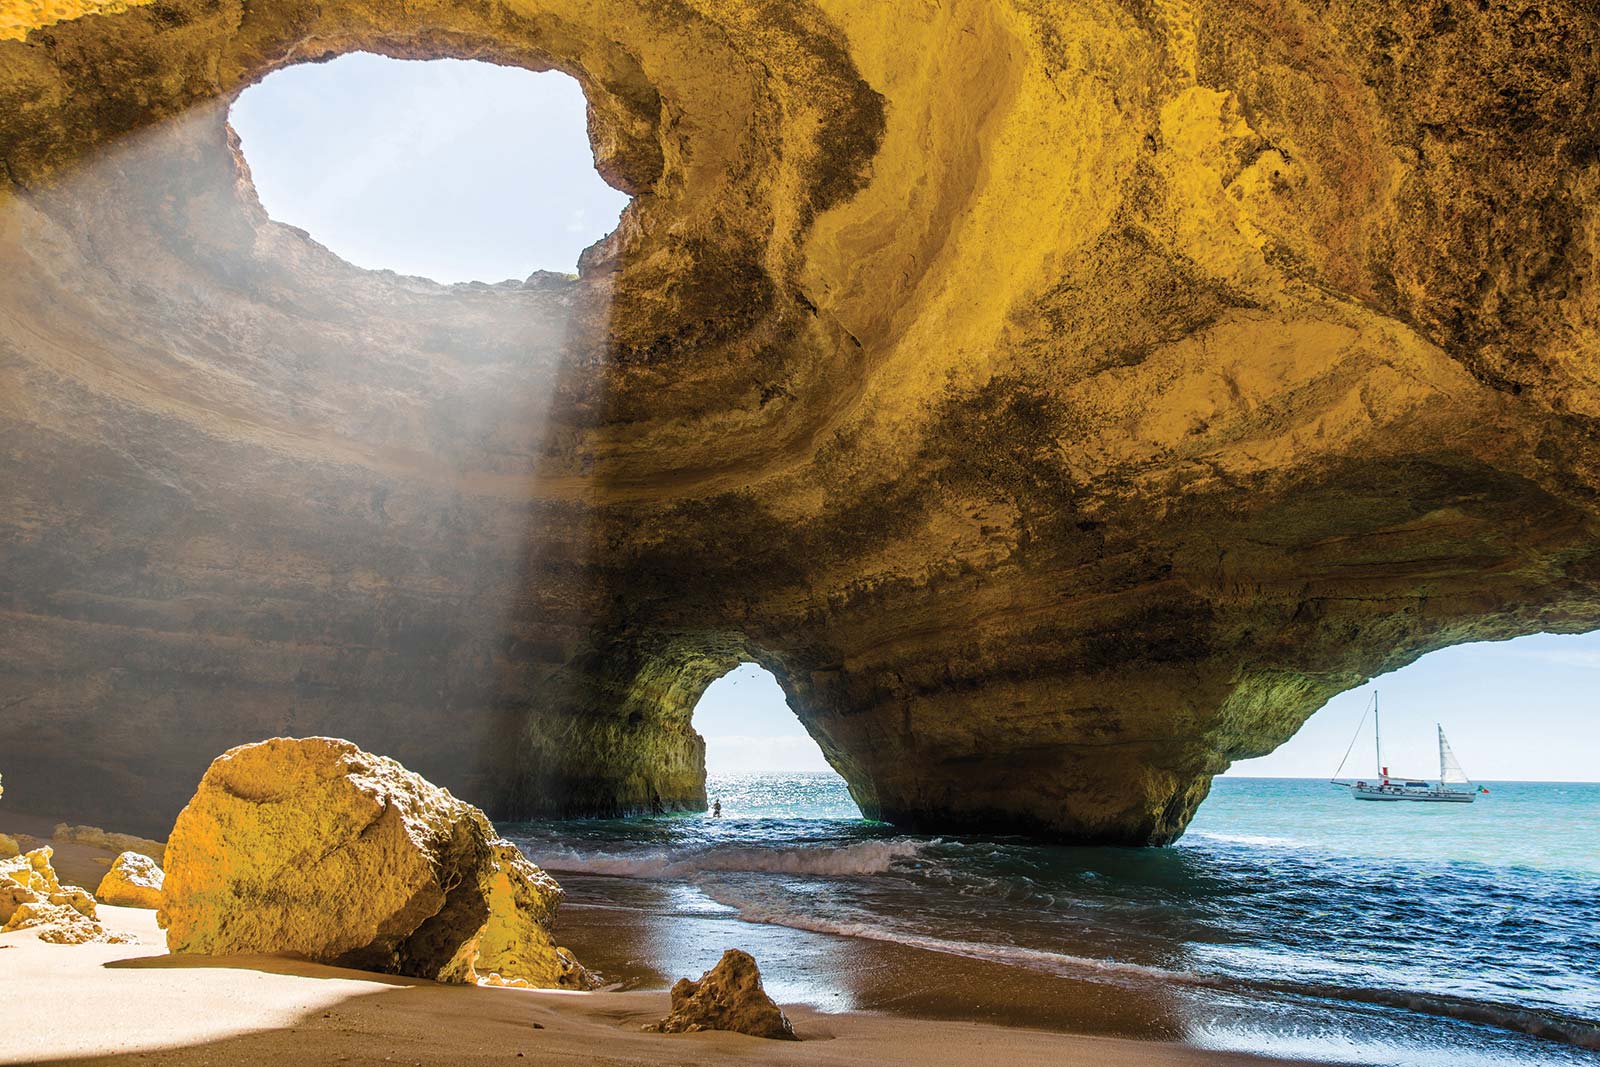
xmin=646 ymin=949 xmax=797 ymax=1040
xmin=55 ymin=825 xmax=166 ymax=866
xmin=1 ymin=847 xmax=95 ymax=921
xmin=95 ymin=851 xmax=164 ymax=909
xmin=158 ymin=737 xmax=593 ymax=988
xmin=1 ymin=845 xmax=132 ymax=943
xmin=0 ymin=1 xmax=1598 ymax=843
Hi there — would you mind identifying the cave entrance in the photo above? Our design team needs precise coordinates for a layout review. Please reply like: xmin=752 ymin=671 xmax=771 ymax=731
xmin=228 ymin=53 xmax=630 ymax=283
xmin=691 ymin=663 xmax=860 ymax=819
xmin=1223 ymin=630 xmax=1600 ymax=782
xmin=1192 ymin=629 xmax=1600 ymax=865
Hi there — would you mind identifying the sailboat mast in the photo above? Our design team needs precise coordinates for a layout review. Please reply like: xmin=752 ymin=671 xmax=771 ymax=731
xmin=1438 ymin=724 xmax=1445 ymax=782
xmin=1374 ymin=691 xmax=1382 ymax=777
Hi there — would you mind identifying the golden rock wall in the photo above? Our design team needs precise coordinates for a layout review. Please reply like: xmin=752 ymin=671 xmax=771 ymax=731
xmin=0 ymin=0 xmax=1596 ymax=842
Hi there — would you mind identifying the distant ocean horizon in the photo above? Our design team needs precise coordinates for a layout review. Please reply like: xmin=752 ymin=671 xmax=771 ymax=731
xmin=1224 ymin=774 xmax=1599 ymax=783
xmin=507 ymin=773 xmax=1600 ymax=1067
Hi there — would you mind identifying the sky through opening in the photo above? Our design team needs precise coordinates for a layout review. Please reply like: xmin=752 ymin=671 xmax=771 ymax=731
xmin=695 ymin=636 xmax=1600 ymax=779
xmin=693 ymin=663 xmax=839 ymax=777
xmin=229 ymin=54 xmax=629 ymax=283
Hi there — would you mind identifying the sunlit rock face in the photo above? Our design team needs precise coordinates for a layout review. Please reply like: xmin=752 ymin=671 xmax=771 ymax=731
xmin=1 ymin=0 xmax=1598 ymax=844
xmin=159 ymin=737 xmax=593 ymax=987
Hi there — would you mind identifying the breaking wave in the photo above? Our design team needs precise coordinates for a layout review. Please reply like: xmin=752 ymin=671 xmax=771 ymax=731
xmin=706 ymin=885 xmax=1600 ymax=1051
xmin=537 ymin=838 xmax=928 ymax=879
xmin=507 ymin=776 xmax=1600 ymax=1063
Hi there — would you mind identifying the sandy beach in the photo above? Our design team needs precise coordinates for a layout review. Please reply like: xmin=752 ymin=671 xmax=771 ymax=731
xmin=1 ymin=904 xmax=1326 ymax=1067
xmin=0 ymin=812 xmax=1330 ymax=1067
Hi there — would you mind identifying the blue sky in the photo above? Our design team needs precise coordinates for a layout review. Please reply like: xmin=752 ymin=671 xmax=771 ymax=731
xmin=696 ymin=633 xmax=1600 ymax=780
xmin=229 ymin=54 xmax=628 ymax=283
xmin=1227 ymin=631 xmax=1600 ymax=781
xmin=695 ymin=664 xmax=836 ymax=775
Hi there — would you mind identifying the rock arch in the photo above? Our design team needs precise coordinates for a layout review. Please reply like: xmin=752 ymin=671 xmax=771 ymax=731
xmin=1 ymin=0 xmax=1598 ymax=843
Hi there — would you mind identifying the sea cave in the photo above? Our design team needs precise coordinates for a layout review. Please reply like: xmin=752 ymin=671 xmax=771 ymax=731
xmin=2 ymin=0 xmax=1599 ymax=851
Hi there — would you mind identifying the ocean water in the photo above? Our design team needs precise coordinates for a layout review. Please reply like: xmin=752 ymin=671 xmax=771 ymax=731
xmin=505 ymin=774 xmax=1600 ymax=1065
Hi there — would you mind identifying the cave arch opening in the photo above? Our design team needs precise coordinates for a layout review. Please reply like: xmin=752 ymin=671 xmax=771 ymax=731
xmin=1224 ymin=629 xmax=1600 ymax=784
xmin=1192 ymin=629 xmax=1600 ymax=866
xmin=690 ymin=662 xmax=861 ymax=820
xmin=227 ymin=52 xmax=631 ymax=284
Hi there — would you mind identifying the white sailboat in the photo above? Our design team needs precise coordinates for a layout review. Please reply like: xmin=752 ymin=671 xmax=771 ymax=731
xmin=1330 ymin=692 xmax=1485 ymax=803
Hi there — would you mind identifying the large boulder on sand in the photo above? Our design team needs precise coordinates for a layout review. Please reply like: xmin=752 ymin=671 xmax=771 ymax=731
xmin=96 ymin=852 xmax=164 ymax=909
xmin=646 ymin=949 xmax=797 ymax=1040
xmin=158 ymin=737 xmax=593 ymax=988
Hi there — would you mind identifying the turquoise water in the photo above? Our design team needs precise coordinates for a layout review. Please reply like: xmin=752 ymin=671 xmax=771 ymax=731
xmin=1191 ymin=777 xmax=1600 ymax=875
xmin=506 ymin=774 xmax=1600 ymax=1065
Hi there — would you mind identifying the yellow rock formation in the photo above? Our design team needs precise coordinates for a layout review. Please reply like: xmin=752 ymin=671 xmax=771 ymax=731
xmin=646 ymin=949 xmax=798 ymax=1040
xmin=1 ymin=845 xmax=131 ymax=943
xmin=95 ymin=851 xmax=164 ymax=909
xmin=0 ymin=0 xmax=154 ymax=42
xmin=1 ymin=0 xmax=1598 ymax=845
xmin=53 ymin=825 xmax=167 ymax=866
xmin=159 ymin=737 xmax=594 ymax=988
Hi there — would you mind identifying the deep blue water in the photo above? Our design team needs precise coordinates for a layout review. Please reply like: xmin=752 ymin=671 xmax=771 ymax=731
xmin=506 ymin=774 xmax=1600 ymax=1065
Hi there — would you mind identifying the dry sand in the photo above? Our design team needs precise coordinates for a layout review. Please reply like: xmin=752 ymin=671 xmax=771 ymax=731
xmin=0 ymin=906 xmax=1328 ymax=1067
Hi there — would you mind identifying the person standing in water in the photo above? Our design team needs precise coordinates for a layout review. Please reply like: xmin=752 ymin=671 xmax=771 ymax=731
xmin=712 ymin=799 xmax=722 ymax=817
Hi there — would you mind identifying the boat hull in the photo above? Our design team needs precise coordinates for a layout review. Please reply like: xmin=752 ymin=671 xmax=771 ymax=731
xmin=1349 ymin=786 xmax=1476 ymax=803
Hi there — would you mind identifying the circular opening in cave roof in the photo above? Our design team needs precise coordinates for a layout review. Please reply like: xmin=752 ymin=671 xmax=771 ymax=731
xmin=228 ymin=53 xmax=630 ymax=284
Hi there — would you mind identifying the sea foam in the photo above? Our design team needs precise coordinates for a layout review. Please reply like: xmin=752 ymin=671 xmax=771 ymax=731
xmin=538 ymin=838 xmax=926 ymax=879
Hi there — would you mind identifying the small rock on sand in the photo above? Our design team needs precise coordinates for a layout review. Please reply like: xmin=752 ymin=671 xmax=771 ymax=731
xmin=1 ymin=846 xmax=133 ymax=944
xmin=646 ymin=949 xmax=797 ymax=1040
xmin=53 ymin=824 xmax=167 ymax=865
xmin=96 ymin=852 xmax=164 ymax=909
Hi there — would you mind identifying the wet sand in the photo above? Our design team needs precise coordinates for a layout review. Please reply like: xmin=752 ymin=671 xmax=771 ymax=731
xmin=555 ymin=877 xmax=1201 ymax=1041
xmin=0 ymin=815 xmax=1330 ymax=1066
xmin=0 ymin=901 xmax=1327 ymax=1067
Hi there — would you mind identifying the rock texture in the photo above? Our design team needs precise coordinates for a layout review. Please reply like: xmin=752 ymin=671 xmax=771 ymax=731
xmin=55 ymin=826 xmax=166 ymax=866
xmin=1 ymin=847 xmax=96 ymax=922
xmin=158 ymin=737 xmax=592 ymax=987
xmin=1 ymin=1 xmax=1598 ymax=843
xmin=646 ymin=949 xmax=797 ymax=1040
xmin=95 ymin=851 xmax=164 ymax=909
xmin=1 ymin=845 xmax=132 ymax=943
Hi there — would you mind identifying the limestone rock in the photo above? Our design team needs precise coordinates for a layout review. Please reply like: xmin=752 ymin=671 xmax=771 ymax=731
xmin=1 ymin=847 xmax=97 ymax=922
xmin=4 ymin=900 xmax=136 ymax=944
xmin=2 ymin=1 xmax=1600 ymax=846
xmin=54 ymin=825 xmax=167 ymax=866
xmin=0 ymin=834 xmax=17 ymax=860
xmin=646 ymin=950 xmax=797 ymax=1040
xmin=159 ymin=737 xmax=594 ymax=988
xmin=0 ymin=0 xmax=155 ymax=43
xmin=95 ymin=852 xmax=164 ymax=909
xmin=470 ymin=839 xmax=593 ymax=989
xmin=0 ymin=846 xmax=131 ymax=943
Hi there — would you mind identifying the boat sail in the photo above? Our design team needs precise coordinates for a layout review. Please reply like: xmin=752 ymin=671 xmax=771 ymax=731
xmin=1330 ymin=692 xmax=1483 ymax=803
xmin=1439 ymin=727 xmax=1471 ymax=787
